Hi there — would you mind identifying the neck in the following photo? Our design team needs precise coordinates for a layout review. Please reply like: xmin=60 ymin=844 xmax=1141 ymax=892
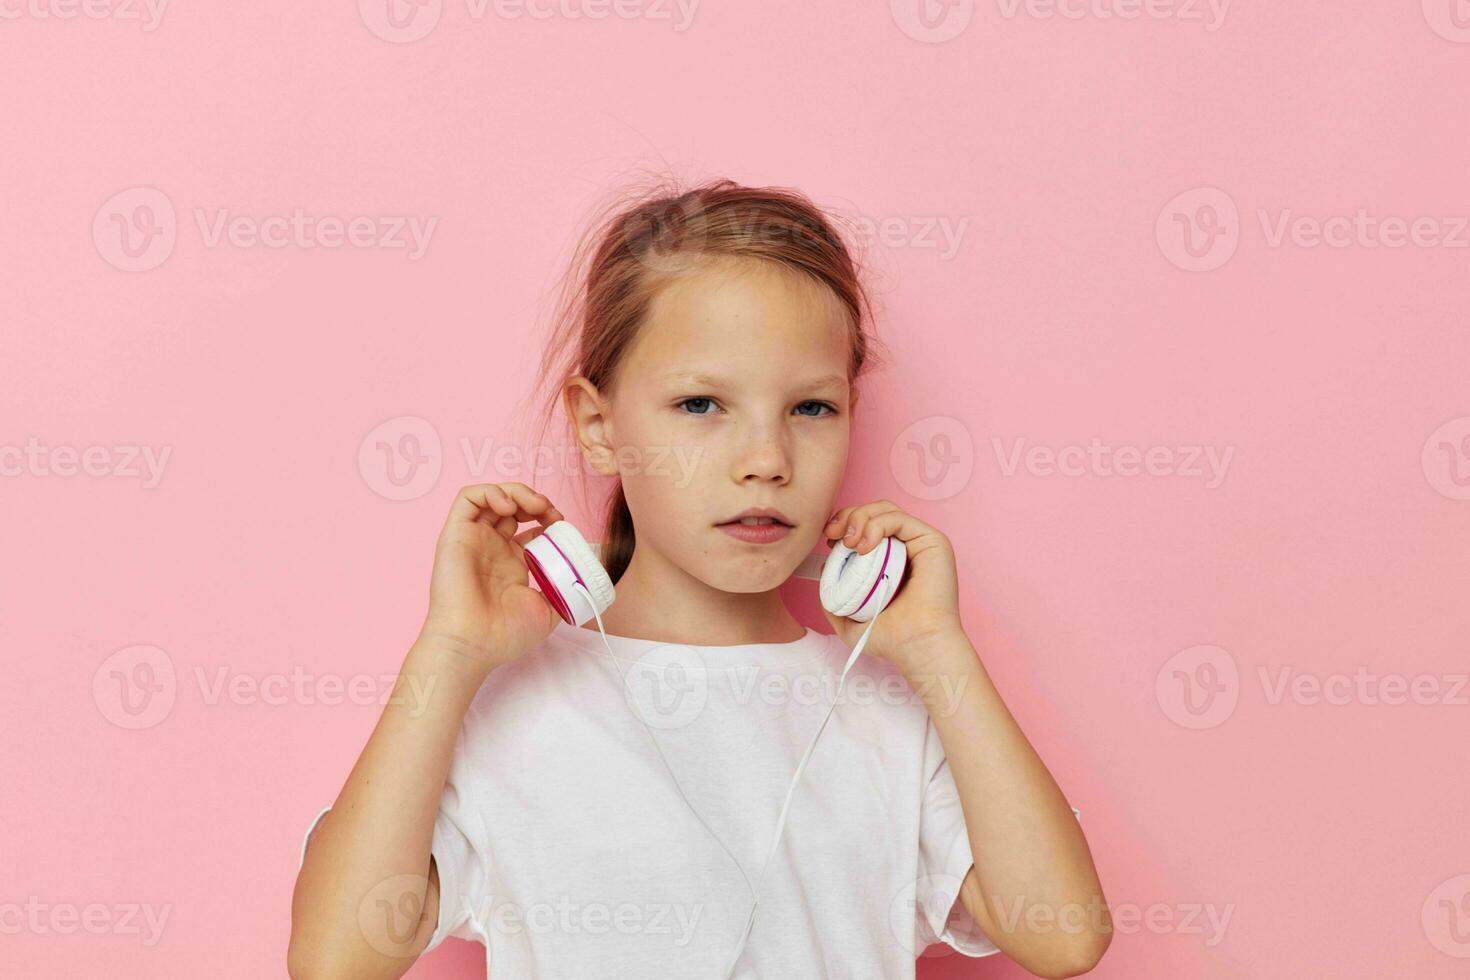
xmin=580 ymin=541 xmax=807 ymax=646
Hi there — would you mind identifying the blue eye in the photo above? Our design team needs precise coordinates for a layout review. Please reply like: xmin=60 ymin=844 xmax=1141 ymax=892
xmin=676 ymin=398 xmax=837 ymax=417
xmin=678 ymin=397 xmax=717 ymax=415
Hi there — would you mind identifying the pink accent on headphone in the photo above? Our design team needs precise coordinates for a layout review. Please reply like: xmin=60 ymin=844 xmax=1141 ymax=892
xmin=524 ymin=537 xmax=586 ymax=625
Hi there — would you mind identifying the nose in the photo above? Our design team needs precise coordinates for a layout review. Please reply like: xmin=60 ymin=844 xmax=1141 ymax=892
xmin=731 ymin=423 xmax=791 ymax=485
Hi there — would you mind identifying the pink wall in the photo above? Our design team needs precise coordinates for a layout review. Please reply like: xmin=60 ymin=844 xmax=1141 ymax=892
xmin=3 ymin=2 xmax=1468 ymax=977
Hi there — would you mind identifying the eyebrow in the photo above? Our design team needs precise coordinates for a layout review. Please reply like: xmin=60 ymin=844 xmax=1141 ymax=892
xmin=662 ymin=371 xmax=848 ymax=390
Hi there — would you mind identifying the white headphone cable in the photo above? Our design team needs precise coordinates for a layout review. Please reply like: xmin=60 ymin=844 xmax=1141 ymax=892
xmin=568 ymin=582 xmax=880 ymax=980
xmin=569 ymin=584 xmax=759 ymax=916
xmin=712 ymin=612 xmax=879 ymax=980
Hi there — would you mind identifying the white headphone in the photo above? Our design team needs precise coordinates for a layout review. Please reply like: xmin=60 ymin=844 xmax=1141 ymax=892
xmin=523 ymin=521 xmax=906 ymax=628
xmin=523 ymin=520 xmax=907 ymax=978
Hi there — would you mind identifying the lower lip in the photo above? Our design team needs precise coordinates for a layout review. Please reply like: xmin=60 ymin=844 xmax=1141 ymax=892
xmin=717 ymin=521 xmax=792 ymax=544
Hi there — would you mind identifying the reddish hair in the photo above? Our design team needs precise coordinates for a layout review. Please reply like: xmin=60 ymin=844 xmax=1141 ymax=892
xmin=526 ymin=176 xmax=888 ymax=583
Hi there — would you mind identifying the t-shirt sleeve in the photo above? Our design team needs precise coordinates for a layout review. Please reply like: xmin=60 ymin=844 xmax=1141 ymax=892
xmin=296 ymin=730 xmax=491 ymax=956
xmin=914 ymin=714 xmax=1083 ymax=958
xmin=420 ymin=771 xmax=492 ymax=953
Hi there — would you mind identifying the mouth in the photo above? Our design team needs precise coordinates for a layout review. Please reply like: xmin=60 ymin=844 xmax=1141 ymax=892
xmin=715 ymin=508 xmax=795 ymax=544
xmin=715 ymin=508 xmax=794 ymax=528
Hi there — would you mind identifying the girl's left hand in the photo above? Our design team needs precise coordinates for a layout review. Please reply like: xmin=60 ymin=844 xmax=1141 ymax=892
xmin=819 ymin=501 xmax=965 ymax=669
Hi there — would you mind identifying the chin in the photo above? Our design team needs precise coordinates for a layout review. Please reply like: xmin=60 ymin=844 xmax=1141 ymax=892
xmin=709 ymin=558 xmax=801 ymax=594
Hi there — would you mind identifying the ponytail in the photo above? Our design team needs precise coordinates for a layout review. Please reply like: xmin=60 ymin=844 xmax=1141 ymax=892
xmin=602 ymin=482 xmax=636 ymax=584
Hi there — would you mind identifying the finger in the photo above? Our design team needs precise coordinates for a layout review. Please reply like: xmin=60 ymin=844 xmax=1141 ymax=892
xmin=445 ymin=483 xmax=563 ymax=530
xmin=469 ymin=485 xmax=560 ymax=541
xmin=496 ymin=483 xmax=565 ymax=526
xmin=823 ymin=505 xmax=859 ymax=543
xmin=826 ymin=500 xmax=897 ymax=545
xmin=838 ymin=501 xmax=904 ymax=552
xmin=484 ymin=512 xmax=519 ymax=540
xmin=859 ymin=509 xmax=941 ymax=556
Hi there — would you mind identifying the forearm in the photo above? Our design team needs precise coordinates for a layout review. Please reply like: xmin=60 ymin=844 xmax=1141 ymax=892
xmin=288 ymin=636 xmax=490 ymax=980
xmin=900 ymin=632 xmax=1110 ymax=976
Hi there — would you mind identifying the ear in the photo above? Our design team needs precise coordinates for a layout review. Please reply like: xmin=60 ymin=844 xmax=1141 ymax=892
xmin=564 ymin=376 xmax=619 ymax=476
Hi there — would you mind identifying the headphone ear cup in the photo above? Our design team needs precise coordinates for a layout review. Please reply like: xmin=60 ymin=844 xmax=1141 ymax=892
xmin=523 ymin=520 xmax=616 ymax=626
xmin=819 ymin=537 xmax=907 ymax=623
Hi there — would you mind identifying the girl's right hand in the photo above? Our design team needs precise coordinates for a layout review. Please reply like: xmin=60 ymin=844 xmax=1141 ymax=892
xmin=416 ymin=482 xmax=566 ymax=676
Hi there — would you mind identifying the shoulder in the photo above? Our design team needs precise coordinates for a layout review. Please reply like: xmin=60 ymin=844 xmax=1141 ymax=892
xmin=458 ymin=627 xmax=614 ymax=729
xmin=813 ymin=632 xmax=938 ymax=735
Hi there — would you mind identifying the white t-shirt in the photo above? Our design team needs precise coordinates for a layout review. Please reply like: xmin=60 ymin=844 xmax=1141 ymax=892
xmin=299 ymin=619 xmax=1081 ymax=978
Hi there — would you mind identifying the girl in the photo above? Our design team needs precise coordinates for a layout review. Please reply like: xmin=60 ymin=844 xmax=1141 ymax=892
xmin=288 ymin=180 xmax=1110 ymax=979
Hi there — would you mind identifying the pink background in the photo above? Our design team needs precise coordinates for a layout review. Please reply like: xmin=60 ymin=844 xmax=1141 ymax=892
xmin=4 ymin=1 xmax=1469 ymax=977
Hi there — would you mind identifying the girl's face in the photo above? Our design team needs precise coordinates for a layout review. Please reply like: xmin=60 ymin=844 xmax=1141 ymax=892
xmin=580 ymin=256 xmax=855 ymax=595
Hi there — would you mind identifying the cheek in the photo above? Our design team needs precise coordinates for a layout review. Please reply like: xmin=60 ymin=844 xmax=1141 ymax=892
xmin=612 ymin=418 xmax=709 ymax=502
xmin=802 ymin=425 xmax=849 ymax=472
